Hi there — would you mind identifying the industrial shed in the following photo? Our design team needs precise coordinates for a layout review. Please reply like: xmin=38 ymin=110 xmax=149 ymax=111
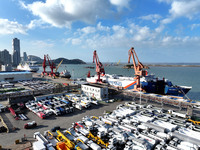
xmin=0 ymin=71 xmax=33 ymax=82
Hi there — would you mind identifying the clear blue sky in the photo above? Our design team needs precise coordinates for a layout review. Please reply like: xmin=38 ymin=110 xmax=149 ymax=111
xmin=0 ymin=0 xmax=200 ymax=63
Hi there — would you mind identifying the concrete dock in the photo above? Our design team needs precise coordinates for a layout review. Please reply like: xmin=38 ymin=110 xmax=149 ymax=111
xmin=0 ymin=72 xmax=200 ymax=148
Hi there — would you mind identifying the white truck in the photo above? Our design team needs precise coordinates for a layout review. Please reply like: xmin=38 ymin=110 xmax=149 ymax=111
xmin=33 ymin=132 xmax=55 ymax=150
xmin=168 ymin=110 xmax=186 ymax=118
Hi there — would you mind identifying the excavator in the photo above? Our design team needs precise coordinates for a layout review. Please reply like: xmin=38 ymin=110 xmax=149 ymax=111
xmin=128 ymin=47 xmax=149 ymax=91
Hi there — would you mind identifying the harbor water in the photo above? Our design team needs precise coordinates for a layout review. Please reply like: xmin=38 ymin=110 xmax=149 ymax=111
xmin=38 ymin=64 xmax=200 ymax=101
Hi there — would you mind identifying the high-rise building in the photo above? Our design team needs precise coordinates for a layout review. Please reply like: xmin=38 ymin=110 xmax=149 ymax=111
xmin=12 ymin=38 xmax=21 ymax=66
xmin=0 ymin=49 xmax=11 ymax=65
xmin=23 ymin=52 xmax=28 ymax=62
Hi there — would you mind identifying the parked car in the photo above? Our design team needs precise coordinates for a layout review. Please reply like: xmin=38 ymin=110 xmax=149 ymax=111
xmin=24 ymin=121 xmax=37 ymax=129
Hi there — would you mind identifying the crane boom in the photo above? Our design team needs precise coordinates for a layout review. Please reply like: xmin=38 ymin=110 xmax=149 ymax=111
xmin=93 ymin=50 xmax=105 ymax=82
xmin=42 ymin=55 xmax=47 ymax=76
xmin=46 ymin=54 xmax=56 ymax=77
xmin=128 ymin=47 xmax=148 ymax=91
xmin=55 ymin=59 xmax=63 ymax=73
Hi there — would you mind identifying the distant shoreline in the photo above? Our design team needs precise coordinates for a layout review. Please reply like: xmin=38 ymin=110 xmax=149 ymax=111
xmin=147 ymin=64 xmax=200 ymax=67
xmin=123 ymin=64 xmax=200 ymax=68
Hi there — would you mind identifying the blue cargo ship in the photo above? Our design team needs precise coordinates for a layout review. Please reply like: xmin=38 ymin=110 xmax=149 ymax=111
xmin=87 ymin=74 xmax=192 ymax=96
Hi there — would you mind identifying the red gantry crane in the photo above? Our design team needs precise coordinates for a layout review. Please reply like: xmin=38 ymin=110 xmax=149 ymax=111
xmin=46 ymin=54 xmax=56 ymax=77
xmin=42 ymin=55 xmax=47 ymax=76
xmin=128 ymin=47 xmax=148 ymax=91
xmin=93 ymin=50 xmax=105 ymax=82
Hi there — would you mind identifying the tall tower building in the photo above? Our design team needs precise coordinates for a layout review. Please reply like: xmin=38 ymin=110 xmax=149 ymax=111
xmin=23 ymin=52 xmax=28 ymax=62
xmin=0 ymin=49 xmax=11 ymax=65
xmin=12 ymin=38 xmax=21 ymax=66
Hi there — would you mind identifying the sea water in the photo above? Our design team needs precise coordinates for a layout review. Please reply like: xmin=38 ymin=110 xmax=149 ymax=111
xmin=38 ymin=64 xmax=200 ymax=101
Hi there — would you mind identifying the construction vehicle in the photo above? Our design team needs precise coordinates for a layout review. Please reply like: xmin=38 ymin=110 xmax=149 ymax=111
xmin=33 ymin=132 xmax=55 ymax=150
xmin=92 ymin=50 xmax=105 ymax=82
xmin=128 ymin=47 xmax=148 ymax=91
xmin=187 ymin=116 xmax=200 ymax=125
xmin=73 ymin=122 xmax=89 ymax=136
xmin=87 ymin=130 xmax=109 ymax=148
xmin=56 ymin=142 xmax=70 ymax=150
xmin=56 ymin=130 xmax=75 ymax=149
xmin=44 ymin=130 xmax=58 ymax=147
xmin=75 ymin=138 xmax=89 ymax=150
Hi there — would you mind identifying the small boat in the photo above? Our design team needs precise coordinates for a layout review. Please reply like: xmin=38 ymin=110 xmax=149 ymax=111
xmin=85 ymin=66 xmax=95 ymax=69
xmin=60 ymin=70 xmax=71 ymax=78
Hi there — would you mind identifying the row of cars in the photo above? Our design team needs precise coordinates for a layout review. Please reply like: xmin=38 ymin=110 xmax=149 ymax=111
xmin=25 ymin=93 xmax=99 ymax=119
xmin=36 ymin=102 xmax=200 ymax=150
xmin=18 ymin=80 xmax=57 ymax=90
xmin=65 ymin=93 xmax=98 ymax=110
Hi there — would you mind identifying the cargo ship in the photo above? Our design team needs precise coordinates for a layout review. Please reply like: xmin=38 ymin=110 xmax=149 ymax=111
xmin=86 ymin=74 xmax=192 ymax=96
xmin=87 ymin=48 xmax=192 ymax=97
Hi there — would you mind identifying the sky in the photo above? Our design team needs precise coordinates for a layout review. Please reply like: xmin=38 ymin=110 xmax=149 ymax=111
xmin=0 ymin=0 xmax=200 ymax=63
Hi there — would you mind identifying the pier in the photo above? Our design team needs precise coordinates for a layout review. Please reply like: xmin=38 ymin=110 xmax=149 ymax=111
xmin=111 ymin=88 xmax=200 ymax=116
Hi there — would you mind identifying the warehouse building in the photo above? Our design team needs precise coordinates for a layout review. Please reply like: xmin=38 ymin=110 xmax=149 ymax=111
xmin=81 ymin=83 xmax=108 ymax=100
xmin=0 ymin=71 xmax=32 ymax=82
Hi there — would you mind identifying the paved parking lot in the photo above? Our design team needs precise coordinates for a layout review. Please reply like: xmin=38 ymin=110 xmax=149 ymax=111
xmin=0 ymin=101 xmax=122 ymax=147
xmin=0 ymin=97 xmax=191 ymax=148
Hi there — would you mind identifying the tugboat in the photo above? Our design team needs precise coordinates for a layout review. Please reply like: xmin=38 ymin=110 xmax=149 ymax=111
xmin=60 ymin=69 xmax=71 ymax=78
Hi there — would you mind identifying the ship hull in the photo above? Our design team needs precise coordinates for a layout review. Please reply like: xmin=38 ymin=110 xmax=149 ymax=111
xmin=86 ymin=74 xmax=191 ymax=96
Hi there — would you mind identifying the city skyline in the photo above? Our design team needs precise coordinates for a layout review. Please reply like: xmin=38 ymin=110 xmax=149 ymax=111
xmin=0 ymin=0 xmax=200 ymax=63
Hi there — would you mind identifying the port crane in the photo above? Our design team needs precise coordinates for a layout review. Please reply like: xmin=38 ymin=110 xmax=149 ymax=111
xmin=128 ymin=47 xmax=148 ymax=91
xmin=42 ymin=55 xmax=47 ymax=76
xmin=93 ymin=50 xmax=105 ymax=82
xmin=46 ymin=54 xmax=56 ymax=77
xmin=55 ymin=59 xmax=63 ymax=73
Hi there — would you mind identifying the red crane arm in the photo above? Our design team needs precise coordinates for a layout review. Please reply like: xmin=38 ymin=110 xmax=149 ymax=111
xmin=128 ymin=47 xmax=146 ymax=75
xmin=128 ymin=47 xmax=137 ymax=72
xmin=93 ymin=50 xmax=105 ymax=74
xmin=46 ymin=54 xmax=52 ymax=67
xmin=43 ymin=55 xmax=46 ymax=68
xmin=92 ymin=50 xmax=105 ymax=82
xmin=93 ymin=50 xmax=99 ymax=70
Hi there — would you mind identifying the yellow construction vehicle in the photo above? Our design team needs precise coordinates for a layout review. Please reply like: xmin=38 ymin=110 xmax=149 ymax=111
xmin=56 ymin=142 xmax=70 ymax=150
xmin=56 ymin=130 xmax=75 ymax=150
xmin=91 ymin=116 xmax=99 ymax=120
xmin=87 ymin=131 xmax=109 ymax=148
xmin=187 ymin=116 xmax=200 ymax=125
xmin=75 ymin=139 xmax=89 ymax=150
